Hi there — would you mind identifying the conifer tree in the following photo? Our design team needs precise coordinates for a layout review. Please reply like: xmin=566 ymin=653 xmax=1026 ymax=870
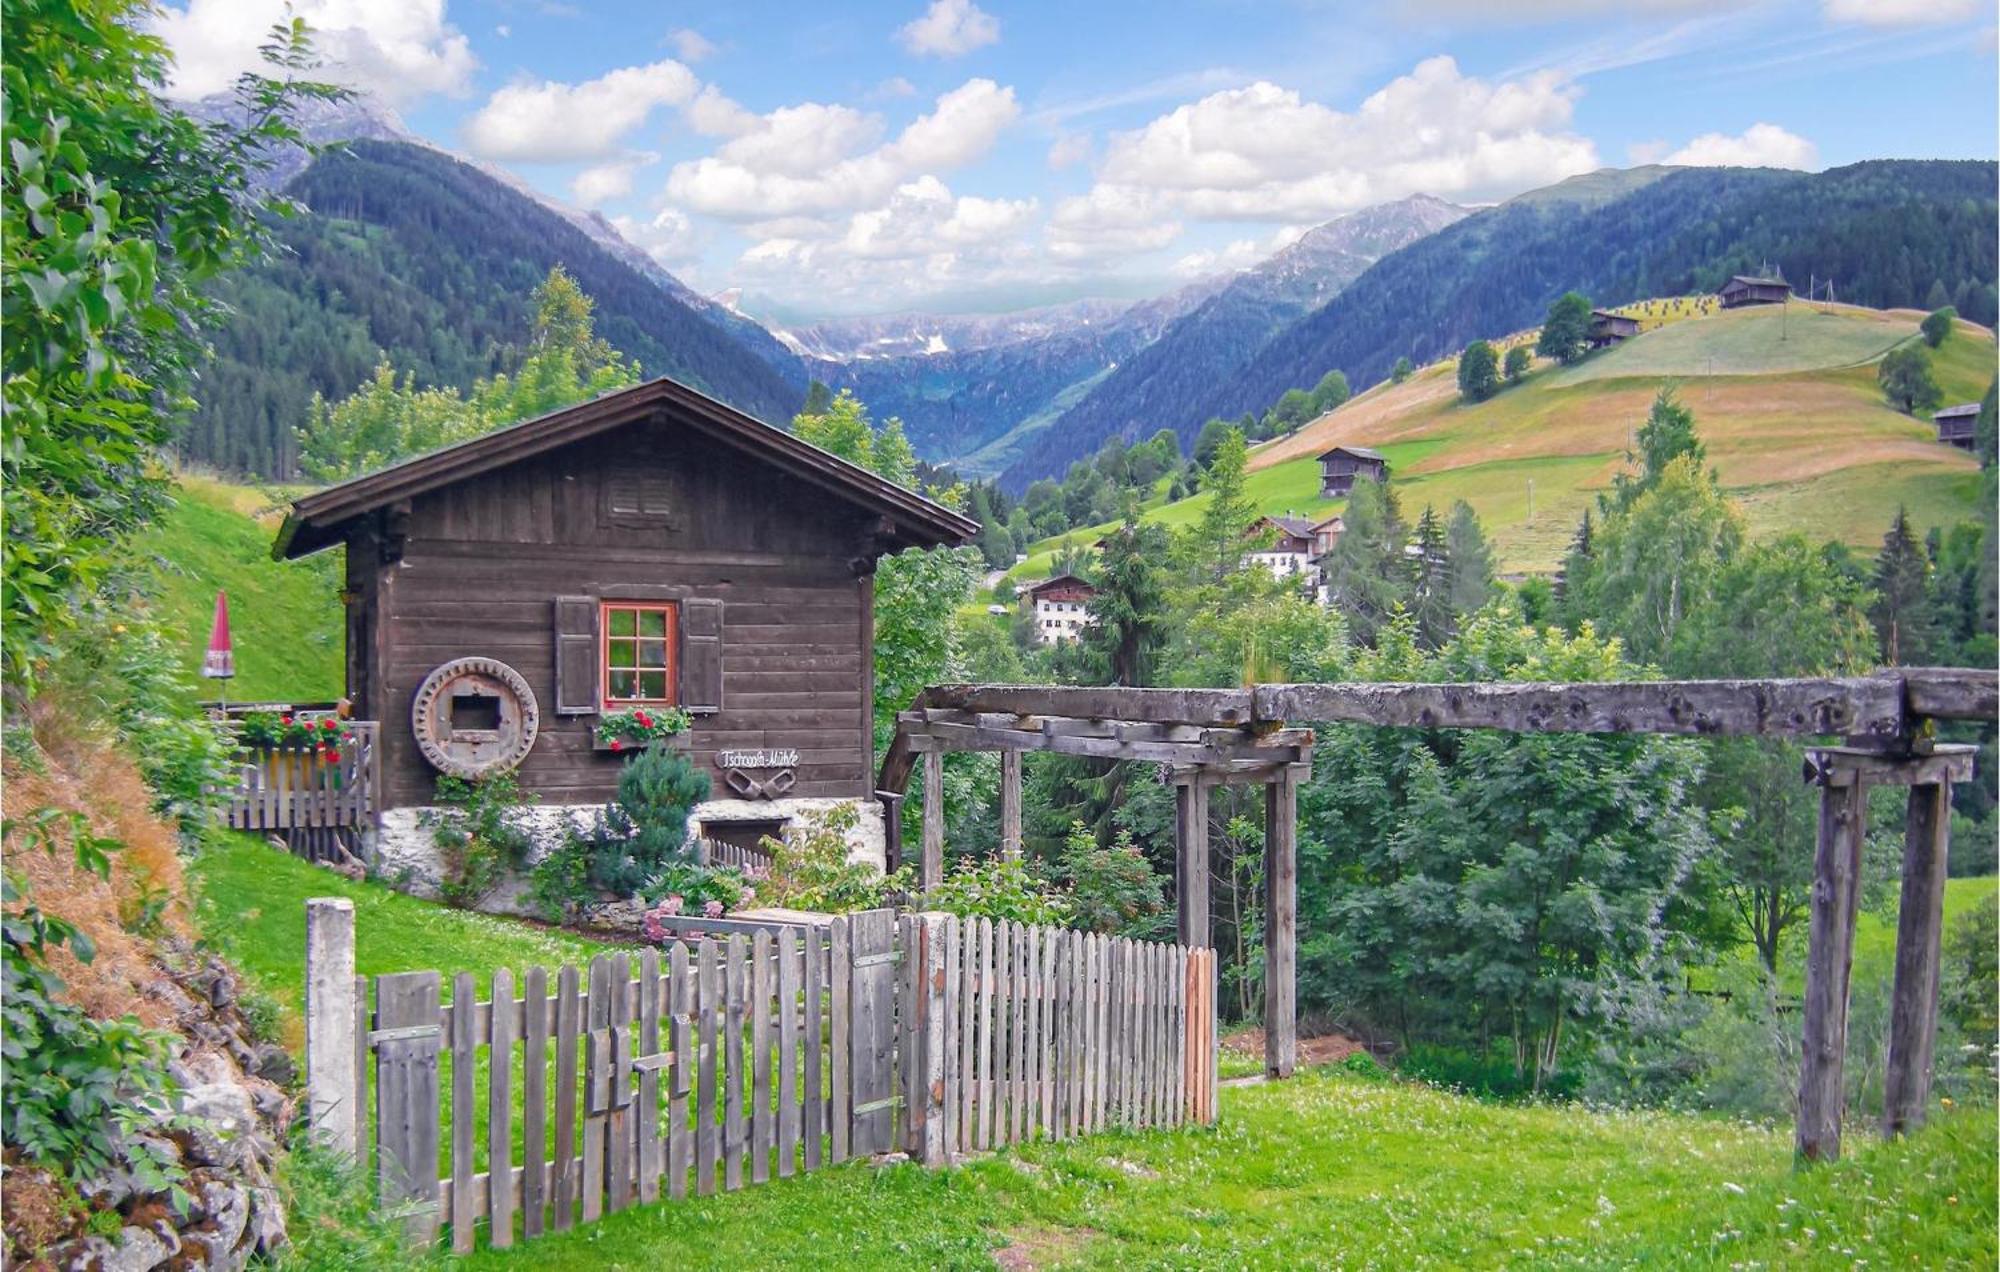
xmin=1407 ymin=504 xmax=1455 ymax=649
xmin=1186 ymin=427 xmax=1255 ymax=583
xmin=1445 ymin=500 xmax=1498 ymax=618
xmin=1869 ymin=506 xmax=1938 ymax=665
xmin=1318 ymin=476 xmax=1410 ymax=647
xmin=1085 ymin=505 xmax=1171 ymax=686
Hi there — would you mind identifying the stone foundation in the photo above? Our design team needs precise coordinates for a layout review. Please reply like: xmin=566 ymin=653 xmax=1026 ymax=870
xmin=370 ymin=795 xmax=885 ymax=919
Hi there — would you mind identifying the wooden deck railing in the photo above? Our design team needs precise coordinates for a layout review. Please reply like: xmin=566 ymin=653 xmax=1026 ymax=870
xmin=223 ymin=720 xmax=379 ymax=833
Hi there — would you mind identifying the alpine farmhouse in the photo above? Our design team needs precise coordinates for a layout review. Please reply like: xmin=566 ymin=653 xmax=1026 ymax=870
xmin=274 ymin=377 xmax=975 ymax=890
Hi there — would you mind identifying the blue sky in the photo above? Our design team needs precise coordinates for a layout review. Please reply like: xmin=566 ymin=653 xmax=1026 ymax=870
xmin=152 ymin=0 xmax=1996 ymax=320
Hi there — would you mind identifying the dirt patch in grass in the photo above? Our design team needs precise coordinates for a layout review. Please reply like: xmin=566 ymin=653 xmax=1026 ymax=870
xmin=1223 ymin=1027 xmax=1372 ymax=1067
xmin=993 ymin=1225 xmax=1097 ymax=1270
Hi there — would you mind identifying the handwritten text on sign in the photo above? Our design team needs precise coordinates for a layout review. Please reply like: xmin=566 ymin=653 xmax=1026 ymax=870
xmin=717 ymin=748 xmax=799 ymax=769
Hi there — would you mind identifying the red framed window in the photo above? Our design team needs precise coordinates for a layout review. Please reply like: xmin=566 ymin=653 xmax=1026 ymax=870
xmin=601 ymin=601 xmax=678 ymax=707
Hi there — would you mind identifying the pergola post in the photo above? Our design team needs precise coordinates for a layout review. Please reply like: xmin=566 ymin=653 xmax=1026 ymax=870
xmin=999 ymin=749 xmax=1023 ymax=860
xmin=1797 ymin=743 xmax=1975 ymax=1160
xmin=920 ymin=749 xmax=944 ymax=892
xmin=1263 ymin=765 xmax=1298 ymax=1079
xmin=1175 ymin=778 xmax=1210 ymax=948
xmin=1883 ymin=775 xmax=1960 ymax=1137
xmin=1796 ymin=760 xmax=1866 ymax=1162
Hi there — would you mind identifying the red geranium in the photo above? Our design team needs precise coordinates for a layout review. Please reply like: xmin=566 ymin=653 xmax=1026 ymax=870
xmin=635 ymin=710 xmax=652 ymax=728
xmin=609 ymin=739 xmax=623 ymax=752
xmin=326 ymin=749 xmax=341 ymax=763
xmin=321 ymin=718 xmax=337 ymax=731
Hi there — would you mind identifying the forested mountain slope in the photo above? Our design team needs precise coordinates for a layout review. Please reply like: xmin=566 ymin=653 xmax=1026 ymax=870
xmin=1004 ymin=160 xmax=1998 ymax=489
xmin=183 ymin=140 xmax=805 ymax=476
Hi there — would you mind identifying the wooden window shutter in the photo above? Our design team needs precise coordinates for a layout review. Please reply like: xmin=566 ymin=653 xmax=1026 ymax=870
xmin=552 ymin=595 xmax=599 ymax=716
xmin=680 ymin=598 xmax=724 ymax=714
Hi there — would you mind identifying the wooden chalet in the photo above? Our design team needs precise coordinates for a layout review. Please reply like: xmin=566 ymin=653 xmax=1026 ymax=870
xmin=1933 ymin=402 xmax=1980 ymax=450
xmin=1718 ymin=274 xmax=1790 ymax=308
xmin=1307 ymin=514 xmax=1344 ymax=560
xmin=1588 ymin=309 xmax=1640 ymax=347
xmin=273 ymin=377 xmax=976 ymax=849
xmin=1317 ymin=445 xmax=1388 ymax=498
xmin=1246 ymin=514 xmax=1315 ymax=555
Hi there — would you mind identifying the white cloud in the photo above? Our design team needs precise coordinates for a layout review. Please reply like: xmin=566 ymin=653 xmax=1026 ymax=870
xmin=1171 ymin=226 xmax=1307 ymax=278
xmin=665 ymin=78 xmax=1019 ymax=219
xmin=1823 ymin=0 xmax=1978 ymax=25
xmin=572 ymin=152 xmax=659 ymax=205
xmin=1047 ymin=185 xmax=1180 ymax=262
xmin=463 ymin=60 xmax=698 ymax=162
xmin=1058 ymin=56 xmax=1597 ymax=245
xmin=496 ymin=23 xmax=510 ymax=38
xmin=1664 ymin=122 xmax=1817 ymax=169
xmin=685 ymin=86 xmax=761 ymax=139
xmin=611 ymin=207 xmax=700 ymax=268
xmin=1047 ymin=133 xmax=1093 ymax=169
xmin=896 ymin=0 xmax=1000 ymax=57
xmin=149 ymin=0 xmax=475 ymax=104
xmin=668 ymin=28 xmax=717 ymax=61
xmin=868 ymin=76 xmax=919 ymax=100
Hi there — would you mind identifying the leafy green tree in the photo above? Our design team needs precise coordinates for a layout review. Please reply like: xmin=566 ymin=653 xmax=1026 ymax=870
xmin=1309 ymin=370 xmax=1351 ymax=415
xmin=1183 ymin=427 xmax=1255 ymax=584
xmin=1869 ymin=506 xmax=1939 ymax=665
xmin=1084 ymin=506 xmax=1171 ymax=686
xmin=1503 ymin=345 xmax=1531 ymax=382
xmin=1878 ymin=343 xmax=1942 ymax=414
xmin=1316 ymin=475 xmax=1409 ymax=647
xmin=1582 ymin=455 xmax=1743 ymax=667
xmin=1921 ymin=306 xmax=1956 ymax=348
xmin=1535 ymin=291 xmax=1592 ymax=365
xmin=1192 ymin=417 xmax=1232 ymax=470
xmin=1390 ymin=356 xmax=1413 ymax=384
xmin=1445 ymin=500 xmax=1497 ymax=619
xmin=2 ymin=3 xmax=334 ymax=686
xmin=1272 ymin=388 xmax=1315 ymax=433
xmin=1456 ymin=340 xmax=1499 ymax=403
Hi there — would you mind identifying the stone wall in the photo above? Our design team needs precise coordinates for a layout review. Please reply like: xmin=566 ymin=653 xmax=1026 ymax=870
xmin=369 ymin=795 xmax=886 ymax=918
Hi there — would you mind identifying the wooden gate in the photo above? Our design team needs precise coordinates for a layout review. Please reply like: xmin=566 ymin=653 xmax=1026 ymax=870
xmin=302 ymin=901 xmax=1219 ymax=1254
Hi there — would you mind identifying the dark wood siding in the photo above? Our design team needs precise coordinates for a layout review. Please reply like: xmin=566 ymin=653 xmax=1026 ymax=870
xmin=365 ymin=416 xmax=878 ymax=809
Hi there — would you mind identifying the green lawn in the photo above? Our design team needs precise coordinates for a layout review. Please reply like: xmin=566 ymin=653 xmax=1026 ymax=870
xmin=133 ymin=474 xmax=345 ymax=703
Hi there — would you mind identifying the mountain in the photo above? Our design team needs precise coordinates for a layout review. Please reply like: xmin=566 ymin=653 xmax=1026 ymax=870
xmin=1002 ymin=195 xmax=1469 ymax=488
xmin=997 ymin=299 xmax=1992 ymax=579
xmin=182 ymin=138 xmax=805 ymax=476
xmin=1182 ymin=160 xmax=2000 ymax=456
xmin=1003 ymin=161 xmax=1998 ymax=489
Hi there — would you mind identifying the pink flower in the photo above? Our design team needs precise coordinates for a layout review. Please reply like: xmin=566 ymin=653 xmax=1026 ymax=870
xmin=740 ymin=887 xmax=756 ymax=905
xmin=702 ymin=899 xmax=724 ymax=919
xmin=661 ymin=894 xmax=684 ymax=915
xmin=609 ymin=739 xmax=623 ymax=752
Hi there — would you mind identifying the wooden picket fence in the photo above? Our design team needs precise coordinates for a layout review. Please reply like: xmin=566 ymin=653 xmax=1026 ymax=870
xmin=223 ymin=721 xmax=378 ymax=837
xmin=302 ymin=903 xmax=1217 ymax=1254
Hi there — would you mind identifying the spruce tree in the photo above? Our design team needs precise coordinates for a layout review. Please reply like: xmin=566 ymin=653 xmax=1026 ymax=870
xmin=1445 ymin=500 xmax=1497 ymax=618
xmin=1869 ymin=506 xmax=1938 ymax=665
xmin=1555 ymin=508 xmax=1593 ymax=620
xmin=1085 ymin=505 xmax=1171 ymax=686
xmin=1318 ymin=477 xmax=1410 ymax=647
xmin=1407 ymin=504 xmax=1455 ymax=649
xmin=1188 ymin=427 xmax=1255 ymax=583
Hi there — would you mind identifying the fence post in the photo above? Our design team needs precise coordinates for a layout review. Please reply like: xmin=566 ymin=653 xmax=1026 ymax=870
xmin=916 ymin=913 xmax=951 ymax=1165
xmin=305 ymin=898 xmax=361 ymax=1159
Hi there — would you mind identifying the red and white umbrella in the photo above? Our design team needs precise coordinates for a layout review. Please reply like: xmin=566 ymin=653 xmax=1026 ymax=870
xmin=202 ymin=590 xmax=235 ymax=680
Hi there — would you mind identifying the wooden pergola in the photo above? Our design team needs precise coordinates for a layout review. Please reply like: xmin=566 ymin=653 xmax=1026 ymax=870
xmin=879 ymin=667 xmax=1996 ymax=1161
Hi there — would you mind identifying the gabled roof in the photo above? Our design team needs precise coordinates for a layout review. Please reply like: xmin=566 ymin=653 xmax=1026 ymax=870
xmin=274 ymin=377 xmax=978 ymax=559
xmin=1723 ymin=274 xmax=1787 ymax=288
xmin=1317 ymin=444 xmax=1386 ymax=462
xmin=1248 ymin=514 xmax=1316 ymax=541
xmin=1028 ymin=573 xmax=1095 ymax=597
xmin=1309 ymin=513 xmax=1346 ymax=533
xmin=1933 ymin=402 xmax=1982 ymax=421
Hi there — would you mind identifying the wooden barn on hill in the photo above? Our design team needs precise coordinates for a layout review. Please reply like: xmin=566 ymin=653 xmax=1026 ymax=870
xmin=1317 ymin=445 xmax=1388 ymax=498
xmin=1589 ymin=309 xmax=1641 ymax=347
xmin=1718 ymin=275 xmax=1791 ymax=308
xmin=274 ymin=376 xmax=975 ymax=860
xmin=1934 ymin=402 xmax=1980 ymax=451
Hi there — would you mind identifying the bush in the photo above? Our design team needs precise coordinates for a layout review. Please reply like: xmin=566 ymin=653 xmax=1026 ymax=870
xmin=1399 ymin=1043 xmax=1581 ymax=1101
xmin=1456 ymin=340 xmax=1499 ymax=403
xmin=757 ymin=803 xmax=908 ymax=913
xmin=424 ymin=772 xmax=539 ymax=909
xmin=1922 ymin=305 xmax=1956 ymax=348
xmin=1878 ymin=343 xmax=1942 ymax=414
xmin=530 ymin=747 xmax=710 ymax=919
xmin=1057 ymin=823 xmax=1166 ymax=938
xmin=925 ymin=854 xmax=1072 ymax=926
xmin=1503 ymin=344 xmax=1531 ymax=382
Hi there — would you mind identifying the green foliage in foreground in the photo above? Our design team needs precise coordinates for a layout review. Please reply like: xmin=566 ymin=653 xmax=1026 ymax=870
xmin=443 ymin=1073 xmax=1994 ymax=1270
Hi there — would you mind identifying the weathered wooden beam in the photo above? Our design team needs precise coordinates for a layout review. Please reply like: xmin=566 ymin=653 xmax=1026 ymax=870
xmin=922 ymin=683 xmax=1256 ymax=727
xmin=1804 ymin=744 xmax=1976 ymax=788
xmin=1176 ymin=781 xmax=1210 ymax=949
xmin=920 ymin=751 xmax=944 ymax=893
xmin=998 ymin=750 xmax=1022 ymax=861
xmin=1263 ymin=767 xmax=1298 ymax=1080
xmin=1168 ymin=759 xmax=1309 ymax=788
xmin=1882 ymin=780 xmax=1953 ymax=1138
xmin=1902 ymin=666 xmax=2000 ymax=723
xmin=1255 ymin=678 xmax=1906 ymax=739
xmin=1797 ymin=761 xmax=1868 ymax=1163
xmin=908 ymin=719 xmax=1307 ymax=767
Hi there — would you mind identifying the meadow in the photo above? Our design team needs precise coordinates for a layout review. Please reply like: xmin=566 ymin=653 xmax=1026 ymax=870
xmin=191 ymin=834 xmax=1997 ymax=1269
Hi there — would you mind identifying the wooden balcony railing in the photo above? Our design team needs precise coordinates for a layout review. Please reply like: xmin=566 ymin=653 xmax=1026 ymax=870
xmin=223 ymin=720 xmax=379 ymax=834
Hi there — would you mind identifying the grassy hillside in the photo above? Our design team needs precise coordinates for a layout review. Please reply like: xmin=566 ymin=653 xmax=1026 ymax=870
xmin=1004 ymin=303 xmax=1992 ymax=584
xmin=132 ymin=474 xmax=344 ymax=703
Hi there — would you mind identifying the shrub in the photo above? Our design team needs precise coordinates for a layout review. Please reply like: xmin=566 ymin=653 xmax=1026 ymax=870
xmin=531 ymin=747 xmax=710 ymax=918
xmin=1456 ymin=340 xmax=1499 ymax=403
xmin=424 ymin=772 xmax=539 ymax=909
xmin=1503 ymin=344 xmax=1531 ymax=382
xmin=925 ymin=854 xmax=1072 ymax=926
xmin=757 ymin=804 xmax=908 ymax=913
xmin=1057 ymin=823 xmax=1166 ymax=938
xmin=1922 ymin=305 xmax=1956 ymax=348
xmin=1339 ymin=1050 xmax=1388 ymax=1080
xmin=639 ymin=864 xmax=749 ymax=926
